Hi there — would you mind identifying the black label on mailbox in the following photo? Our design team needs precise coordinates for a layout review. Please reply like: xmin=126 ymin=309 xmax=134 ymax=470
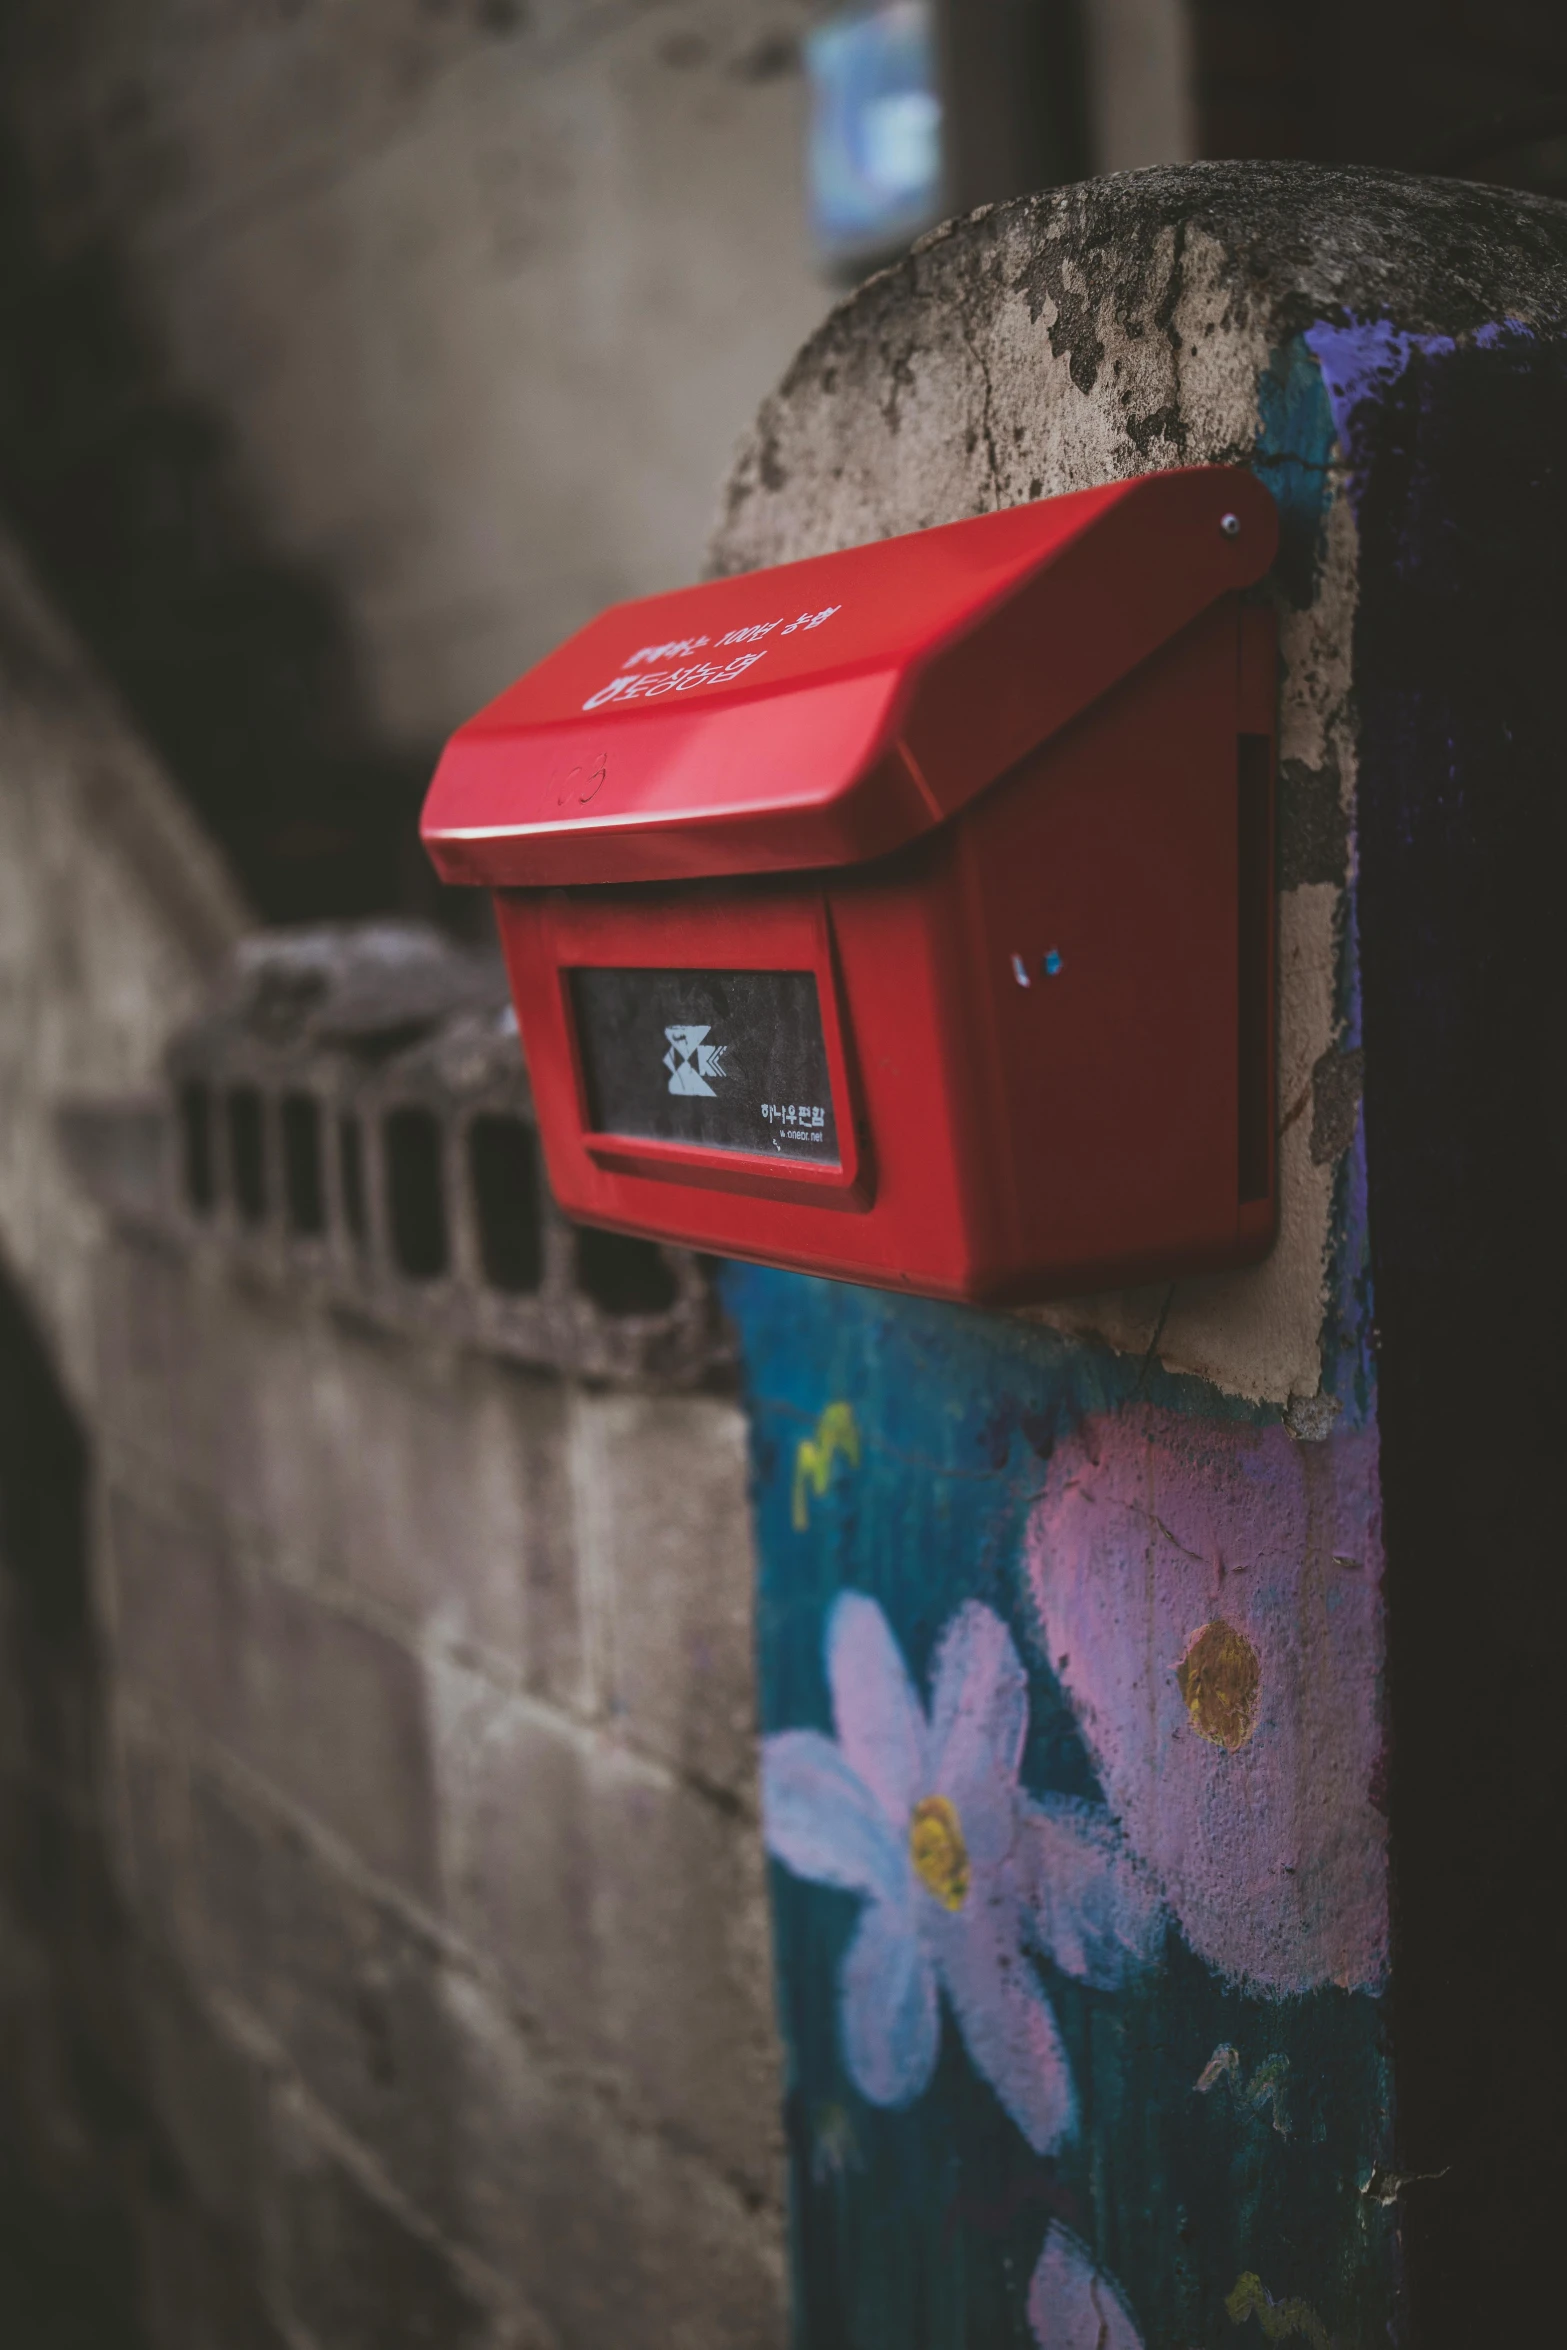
xmin=570 ymin=967 xmax=841 ymax=1164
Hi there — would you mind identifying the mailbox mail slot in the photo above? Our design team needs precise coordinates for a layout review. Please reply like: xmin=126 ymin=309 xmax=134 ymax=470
xmin=422 ymin=466 xmax=1280 ymax=1304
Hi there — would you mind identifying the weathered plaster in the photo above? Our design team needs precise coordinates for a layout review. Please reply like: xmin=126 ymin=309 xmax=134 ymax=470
xmin=710 ymin=164 xmax=1567 ymax=1403
xmin=707 ymin=200 xmax=1351 ymax=1402
xmin=709 ymin=202 xmax=1353 ymax=1400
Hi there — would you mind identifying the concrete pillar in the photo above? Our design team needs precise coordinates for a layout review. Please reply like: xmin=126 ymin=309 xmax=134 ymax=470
xmin=714 ymin=162 xmax=1567 ymax=2348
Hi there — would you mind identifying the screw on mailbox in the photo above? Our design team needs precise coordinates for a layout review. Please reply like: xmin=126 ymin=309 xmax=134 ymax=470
xmin=1219 ymin=512 xmax=1242 ymax=538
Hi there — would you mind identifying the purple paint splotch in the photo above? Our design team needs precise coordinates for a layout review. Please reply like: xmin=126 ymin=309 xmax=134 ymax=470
xmin=1025 ymin=1406 xmax=1388 ymax=1997
xmin=1305 ymin=315 xmax=1533 ymax=503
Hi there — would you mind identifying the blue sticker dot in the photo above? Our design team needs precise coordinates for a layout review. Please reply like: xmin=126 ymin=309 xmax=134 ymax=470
xmin=1042 ymin=948 xmax=1064 ymax=978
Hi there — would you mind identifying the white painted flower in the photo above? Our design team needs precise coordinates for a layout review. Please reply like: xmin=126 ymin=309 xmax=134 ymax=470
xmin=1029 ymin=2223 xmax=1144 ymax=2350
xmin=763 ymin=1593 xmax=1160 ymax=2152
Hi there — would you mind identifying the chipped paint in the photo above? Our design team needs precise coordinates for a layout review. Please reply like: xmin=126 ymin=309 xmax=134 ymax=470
xmin=711 ymin=189 xmax=1359 ymax=1412
xmin=1176 ymin=1621 xmax=1263 ymax=1753
xmin=1196 ymin=2044 xmax=1293 ymax=2137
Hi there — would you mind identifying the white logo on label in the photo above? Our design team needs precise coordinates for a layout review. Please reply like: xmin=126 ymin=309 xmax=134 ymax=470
xmin=664 ymin=1024 xmax=728 ymax=1097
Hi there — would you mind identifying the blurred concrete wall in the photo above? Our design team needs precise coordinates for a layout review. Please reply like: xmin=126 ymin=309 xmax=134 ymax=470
xmin=99 ymin=1234 xmax=782 ymax=2347
xmin=0 ymin=537 xmax=244 ymax=1407
xmin=0 ymin=0 xmax=829 ymax=750
xmin=0 ymin=516 xmax=784 ymax=2343
xmin=0 ymin=533 xmax=236 ymax=2345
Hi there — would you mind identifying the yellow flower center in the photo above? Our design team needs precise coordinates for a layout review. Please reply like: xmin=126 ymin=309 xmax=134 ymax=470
xmin=909 ymin=1794 xmax=970 ymax=1910
xmin=1176 ymin=1618 xmax=1262 ymax=1752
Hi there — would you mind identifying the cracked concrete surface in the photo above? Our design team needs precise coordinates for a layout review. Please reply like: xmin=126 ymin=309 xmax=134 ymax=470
xmin=708 ymin=162 xmax=1567 ymax=1405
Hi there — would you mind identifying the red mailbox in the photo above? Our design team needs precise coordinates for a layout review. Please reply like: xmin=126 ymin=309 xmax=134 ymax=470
xmin=422 ymin=466 xmax=1279 ymax=1304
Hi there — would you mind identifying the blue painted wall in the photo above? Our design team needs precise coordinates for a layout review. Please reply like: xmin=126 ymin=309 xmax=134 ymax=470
xmin=722 ymin=336 xmax=1410 ymax=2349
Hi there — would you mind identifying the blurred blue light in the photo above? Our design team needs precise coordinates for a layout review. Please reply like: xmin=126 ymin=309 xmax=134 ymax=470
xmin=805 ymin=3 xmax=945 ymax=271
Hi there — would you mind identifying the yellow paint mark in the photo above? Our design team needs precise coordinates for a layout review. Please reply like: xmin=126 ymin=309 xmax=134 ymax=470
xmin=1196 ymin=2042 xmax=1242 ymax=2093
xmin=909 ymin=1795 xmax=970 ymax=1910
xmin=1177 ymin=1619 xmax=1262 ymax=1751
xmin=792 ymin=1401 xmax=861 ymax=1531
xmin=809 ymin=2102 xmax=863 ymax=2185
xmin=1226 ymin=2273 xmax=1332 ymax=2349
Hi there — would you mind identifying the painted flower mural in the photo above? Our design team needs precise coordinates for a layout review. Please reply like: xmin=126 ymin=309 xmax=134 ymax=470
xmin=1025 ymin=1406 xmax=1389 ymax=1997
xmin=762 ymin=1591 xmax=1160 ymax=2156
xmin=1029 ymin=2224 xmax=1144 ymax=2350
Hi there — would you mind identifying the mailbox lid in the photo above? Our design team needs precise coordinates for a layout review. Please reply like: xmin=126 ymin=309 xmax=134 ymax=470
xmin=423 ymin=464 xmax=1277 ymax=888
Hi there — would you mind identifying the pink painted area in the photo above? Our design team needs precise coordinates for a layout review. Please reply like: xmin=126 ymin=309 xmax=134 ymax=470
xmin=1028 ymin=2223 xmax=1144 ymax=2349
xmin=1024 ymin=1406 xmax=1387 ymax=1996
